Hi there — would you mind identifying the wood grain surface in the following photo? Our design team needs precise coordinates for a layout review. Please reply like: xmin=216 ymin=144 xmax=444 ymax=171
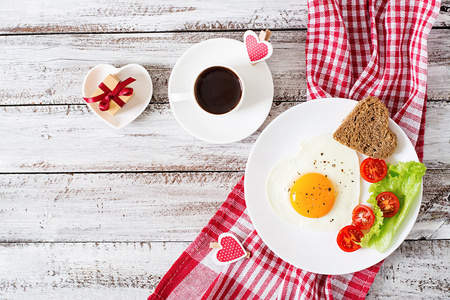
xmin=0 ymin=241 xmax=447 ymax=299
xmin=1 ymin=31 xmax=449 ymax=106
xmin=0 ymin=170 xmax=448 ymax=242
xmin=0 ymin=102 xmax=448 ymax=173
xmin=1 ymin=1 xmax=449 ymax=299
xmin=1 ymin=0 xmax=449 ymax=34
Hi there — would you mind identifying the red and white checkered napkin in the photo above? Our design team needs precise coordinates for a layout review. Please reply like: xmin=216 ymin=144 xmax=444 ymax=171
xmin=149 ymin=1 xmax=440 ymax=299
xmin=149 ymin=178 xmax=382 ymax=300
xmin=307 ymin=0 xmax=440 ymax=161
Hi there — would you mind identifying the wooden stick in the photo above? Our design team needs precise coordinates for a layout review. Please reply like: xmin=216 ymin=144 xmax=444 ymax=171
xmin=209 ymin=242 xmax=221 ymax=249
xmin=259 ymin=29 xmax=272 ymax=41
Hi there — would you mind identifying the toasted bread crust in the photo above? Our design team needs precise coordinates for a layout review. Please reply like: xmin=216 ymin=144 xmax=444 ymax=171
xmin=333 ymin=96 xmax=397 ymax=159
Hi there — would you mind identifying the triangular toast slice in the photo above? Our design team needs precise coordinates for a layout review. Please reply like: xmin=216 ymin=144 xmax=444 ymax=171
xmin=333 ymin=96 xmax=397 ymax=159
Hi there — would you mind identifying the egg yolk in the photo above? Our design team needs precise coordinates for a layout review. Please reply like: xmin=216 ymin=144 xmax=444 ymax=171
xmin=290 ymin=173 xmax=336 ymax=218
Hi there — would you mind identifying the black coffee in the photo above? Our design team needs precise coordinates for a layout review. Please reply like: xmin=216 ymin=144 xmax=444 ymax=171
xmin=194 ymin=66 xmax=243 ymax=115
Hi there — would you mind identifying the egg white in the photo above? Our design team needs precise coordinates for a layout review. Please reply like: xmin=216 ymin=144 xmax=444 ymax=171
xmin=266 ymin=134 xmax=360 ymax=231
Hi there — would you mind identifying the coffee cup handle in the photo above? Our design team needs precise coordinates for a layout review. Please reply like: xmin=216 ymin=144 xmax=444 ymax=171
xmin=171 ymin=92 xmax=193 ymax=102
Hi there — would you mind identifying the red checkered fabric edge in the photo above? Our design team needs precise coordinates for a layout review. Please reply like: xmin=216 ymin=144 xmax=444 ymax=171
xmin=149 ymin=1 xmax=440 ymax=299
xmin=149 ymin=176 xmax=383 ymax=300
xmin=306 ymin=0 xmax=440 ymax=161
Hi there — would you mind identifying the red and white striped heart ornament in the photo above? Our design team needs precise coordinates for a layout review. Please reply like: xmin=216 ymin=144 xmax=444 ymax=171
xmin=210 ymin=233 xmax=250 ymax=265
xmin=244 ymin=30 xmax=273 ymax=64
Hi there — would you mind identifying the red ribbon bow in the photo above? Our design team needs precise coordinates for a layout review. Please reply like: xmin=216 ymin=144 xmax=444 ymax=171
xmin=83 ymin=77 xmax=136 ymax=111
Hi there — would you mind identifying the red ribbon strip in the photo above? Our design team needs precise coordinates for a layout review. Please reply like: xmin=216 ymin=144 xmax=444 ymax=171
xmin=83 ymin=77 xmax=136 ymax=111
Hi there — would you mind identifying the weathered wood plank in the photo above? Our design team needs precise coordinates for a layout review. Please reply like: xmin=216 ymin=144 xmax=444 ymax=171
xmin=0 ymin=172 xmax=242 ymax=242
xmin=1 ymin=0 xmax=448 ymax=34
xmin=0 ymin=241 xmax=189 ymax=299
xmin=0 ymin=103 xmax=256 ymax=173
xmin=0 ymin=241 xmax=447 ymax=298
xmin=1 ymin=30 xmax=449 ymax=106
xmin=0 ymin=0 xmax=301 ymax=34
xmin=367 ymin=241 xmax=450 ymax=299
xmin=412 ymin=169 xmax=450 ymax=240
xmin=0 ymin=170 xmax=447 ymax=242
xmin=0 ymin=31 xmax=303 ymax=105
xmin=0 ymin=101 xmax=448 ymax=173
xmin=423 ymin=101 xmax=450 ymax=169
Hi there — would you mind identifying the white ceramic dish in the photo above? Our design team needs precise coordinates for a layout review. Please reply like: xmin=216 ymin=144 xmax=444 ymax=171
xmin=168 ymin=38 xmax=274 ymax=144
xmin=82 ymin=64 xmax=153 ymax=129
xmin=244 ymin=98 xmax=422 ymax=275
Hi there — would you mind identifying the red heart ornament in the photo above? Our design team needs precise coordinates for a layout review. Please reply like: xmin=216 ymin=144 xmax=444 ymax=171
xmin=244 ymin=30 xmax=273 ymax=64
xmin=211 ymin=233 xmax=249 ymax=265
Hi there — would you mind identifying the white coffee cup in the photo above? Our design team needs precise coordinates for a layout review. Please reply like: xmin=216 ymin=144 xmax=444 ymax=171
xmin=171 ymin=65 xmax=245 ymax=115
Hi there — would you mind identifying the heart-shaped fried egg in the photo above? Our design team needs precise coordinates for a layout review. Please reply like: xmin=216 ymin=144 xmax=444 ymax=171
xmin=266 ymin=134 xmax=360 ymax=231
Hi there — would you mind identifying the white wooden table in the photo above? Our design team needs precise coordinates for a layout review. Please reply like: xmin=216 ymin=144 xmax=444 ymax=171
xmin=1 ymin=1 xmax=449 ymax=299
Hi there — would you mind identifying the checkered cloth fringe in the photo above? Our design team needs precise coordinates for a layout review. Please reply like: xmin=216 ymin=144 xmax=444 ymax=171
xmin=149 ymin=1 xmax=440 ymax=299
xmin=306 ymin=0 xmax=440 ymax=161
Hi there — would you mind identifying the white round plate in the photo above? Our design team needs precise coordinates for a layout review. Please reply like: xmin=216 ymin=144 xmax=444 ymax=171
xmin=82 ymin=64 xmax=153 ymax=129
xmin=244 ymin=98 xmax=422 ymax=275
xmin=168 ymin=38 xmax=274 ymax=144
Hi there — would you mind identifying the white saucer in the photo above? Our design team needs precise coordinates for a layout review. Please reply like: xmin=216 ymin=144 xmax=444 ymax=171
xmin=82 ymin=64 xmax=153 ymax=129
xmin=168 ymin=38 xmax=274 ymax=143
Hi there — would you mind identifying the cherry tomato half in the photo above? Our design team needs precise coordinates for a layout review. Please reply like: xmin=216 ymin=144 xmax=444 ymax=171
xmin=352 ymin=205 xmax=375 ymax=230
xmin=376 ymin=191 xmax=400 ymax=218
xmin=337 ymin=225 xmax=364 ymax=252
xmin=360 ymin=158 xmax=388 ymax=183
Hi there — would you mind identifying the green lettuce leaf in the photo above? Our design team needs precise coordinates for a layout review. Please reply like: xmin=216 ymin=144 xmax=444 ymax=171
xmin=359 ymin=197 xmax=384 ymax=245
xmin=359 ymin=161 xmax=426 ymax=253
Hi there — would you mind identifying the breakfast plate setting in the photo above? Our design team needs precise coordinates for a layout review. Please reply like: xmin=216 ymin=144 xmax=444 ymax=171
xmin=79 ymin=35 xmax=425 ymax=276
xmin=5 ymin=0 xmax=446 ymax=298
xmin=78 ymin=32 xmax=426 ymax=278
xmin=245 ymin=98 xmax=423 ymax=275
